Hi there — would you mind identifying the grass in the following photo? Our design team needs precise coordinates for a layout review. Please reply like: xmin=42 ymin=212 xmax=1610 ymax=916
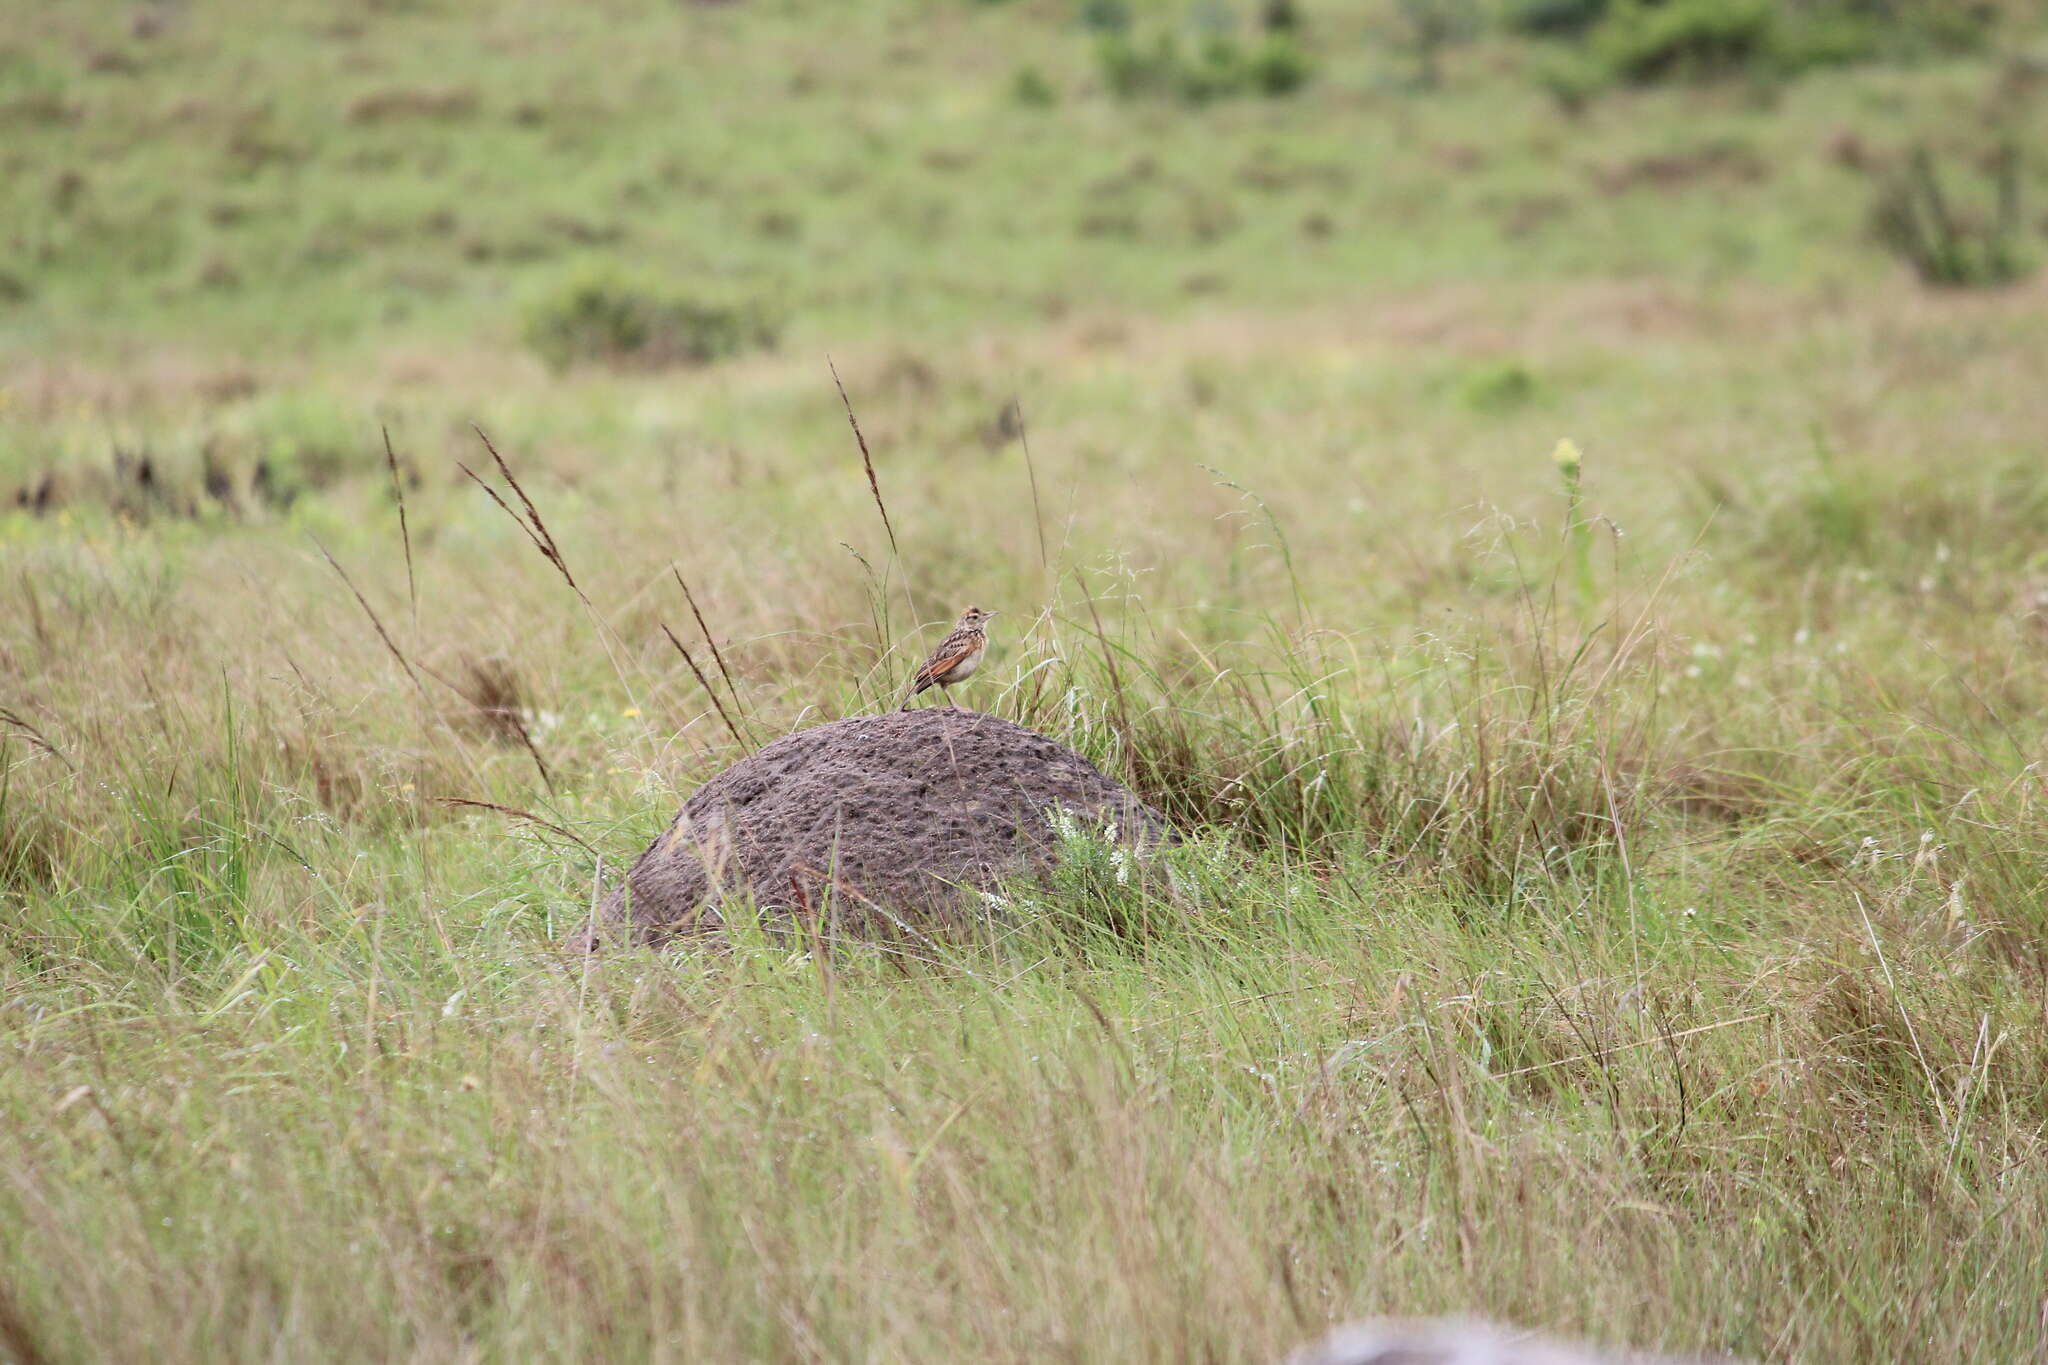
xmin=6 ymin=1 xmax=2048 ymax=1360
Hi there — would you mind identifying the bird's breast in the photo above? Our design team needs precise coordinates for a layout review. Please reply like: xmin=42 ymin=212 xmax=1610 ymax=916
xmin=944 ymin=643 xmax=985 ymax=680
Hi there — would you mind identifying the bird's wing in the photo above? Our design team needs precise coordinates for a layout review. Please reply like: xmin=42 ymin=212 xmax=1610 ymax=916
xmin=912 ymin=633 xmax=981 ymax=691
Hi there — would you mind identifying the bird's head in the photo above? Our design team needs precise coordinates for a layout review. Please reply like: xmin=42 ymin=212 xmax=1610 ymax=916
xmin=959 ymin=606 xmax=996 ymax=629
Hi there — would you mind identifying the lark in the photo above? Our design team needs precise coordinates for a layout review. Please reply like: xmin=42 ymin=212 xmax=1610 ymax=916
xmin=902 ymin=606 xmax=996 ymax=709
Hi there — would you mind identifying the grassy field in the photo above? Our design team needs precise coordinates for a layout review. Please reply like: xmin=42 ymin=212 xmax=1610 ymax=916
xmin=6 ymin=1 xmax=2048 ymax=1360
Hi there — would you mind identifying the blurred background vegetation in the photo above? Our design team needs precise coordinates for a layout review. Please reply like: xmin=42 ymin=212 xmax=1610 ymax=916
xmin=4 ymin=0 xmax=2043 ymax=498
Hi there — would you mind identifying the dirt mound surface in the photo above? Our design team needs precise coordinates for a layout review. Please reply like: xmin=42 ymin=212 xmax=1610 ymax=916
xmin=588 ymin=709 xmax=1173 ymax=944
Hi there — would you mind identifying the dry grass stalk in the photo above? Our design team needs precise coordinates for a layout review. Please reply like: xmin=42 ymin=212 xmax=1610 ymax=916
xmin=671 ymin=565 xmax=749 ymax=720
xmin=472 ymin=426 xmax=579 ymax=594
xmin=661 ymin=622 xmax=749 ymax=750
xmin=0 ymin=707 xmax=75 ymax=772
xmin=311 ymin=536 xmax=428 ymax=700
xmin=437 ymin=797 xmax=596 ymax=858
xmin=827 ymin=356 xmax=899 ymax=563
xmin=381 ymin=426 xmax=418 ymax=628
xmin=1013 ymin=392 xmax=1051 ymax=573
xmin=457 ymin=657 xmax=557 ymax=795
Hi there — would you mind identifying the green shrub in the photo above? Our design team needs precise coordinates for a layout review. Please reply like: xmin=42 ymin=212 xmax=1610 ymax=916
xmin=1258 ymin=0 xmax=1302 ymax=32
xmin=1095 ymin=28 xmax=1311 ymax=102
xmin=1096 ymin=32 xmax=1173 ymax=98
xmin=1870 ymin=143 xmax=2034 ymax=289
xmin=1533 ymin=47 xmax=1605 ymax=112
xmin=1552 ymin=0 xmax=1972 ymax=94
xmin=523 ymin=274 xmax=778 ymax=372
xmin=1247 ymin=34 xmax=1313 ymax=94
xmin=1515 ymin=0 xmax=1984 ymax=49
xmin=1456 ymin=360 xmax=1539 ymax=414
xmin=1012 ymin=65 xmax=1058 ymax=106
xmin=1840 ymin=0 xmax=1996 ymax=57
xmin=1506 ymin=0 xmax=1608 ymax=38
xmin=1389 ymin=0 xmax=1481 ymax=88
xmin=1590 ymin=0 xmax=1778 ymax=84
xmin=1077 ymin=0 xmax=1132 ymax=33
xmin=1893 ymin=0 xmax=1998 ymax=53
xmin=1177 ymin=35 xmax=1250 ymax=103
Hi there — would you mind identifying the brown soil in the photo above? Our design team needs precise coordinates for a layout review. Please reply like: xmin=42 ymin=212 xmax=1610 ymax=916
xmin=586 ymin=708 xmax=1173 ymax=945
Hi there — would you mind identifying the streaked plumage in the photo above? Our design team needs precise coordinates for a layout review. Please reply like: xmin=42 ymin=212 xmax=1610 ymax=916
xmin=903 ymin=606 xmax=996 ymax=709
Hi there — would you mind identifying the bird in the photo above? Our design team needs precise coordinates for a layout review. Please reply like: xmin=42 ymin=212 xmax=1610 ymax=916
xmin=902 ymin=606 xmax=996 ymax=709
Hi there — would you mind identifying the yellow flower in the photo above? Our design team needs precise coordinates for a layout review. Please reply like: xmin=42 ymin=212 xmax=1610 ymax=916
xmin=1552 ymin=438 xmax=1582 ymax=476
xmin=622 ymin=706 xmax=641 ymax=718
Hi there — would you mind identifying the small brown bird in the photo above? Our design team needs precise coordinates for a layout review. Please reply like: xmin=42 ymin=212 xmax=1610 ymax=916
xmin=902 ymin=606 xmax=996 ymax=709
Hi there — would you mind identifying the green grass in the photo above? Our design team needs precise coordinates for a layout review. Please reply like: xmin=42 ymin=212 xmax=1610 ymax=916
xmin=0 ymin=0 xmax=2024 ymax=368
xmin=6 ymin=1 xmax=2048 ymax=1360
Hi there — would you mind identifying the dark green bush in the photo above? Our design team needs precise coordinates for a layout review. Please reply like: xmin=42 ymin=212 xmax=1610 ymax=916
xmin=1258 ymin=0 xmax=1302 ymax=32
xmin=1096 ymin=32 xmax=1172 ymax=98
xmin=1095 ymin=28 xmax=1311 ymax=102
xmin=523 ymin=274 xmax=778 ymax=372
xmin=1533 ymin=48 xmax=1605 ymax=112
xmin=1456 ymin=361 xmax=1540 ymax=414
xmin=1247 ymin=34 xmax=1313 ymax=94
xmin=1012 ymin=65 xmax=1058 ymax=106
xmin=1842 ymin=0 xmax=1997 ymax=56
xmin=1179 ymin=35 xmax=1251 ymax=103
xmin=1897 ymin=0 xmax=1999 ymax=52
xmin=1768 ymin=11 xmax=1884 ymax=70
xmin=1506 ymin=0 xmax=1609 ymax=38
xmin=1389 ymin=0 xmax=1482 ymax=88
xmin=1537 ymin=0 xmax=1988 ymax=94
xmin=1077 ymin=0 xmax=1132 ymax=34
xmin=1590 ymin=0 xmax=1778 ymax=84
xmin=1870 ymin=144 xmax=2034 ymax=289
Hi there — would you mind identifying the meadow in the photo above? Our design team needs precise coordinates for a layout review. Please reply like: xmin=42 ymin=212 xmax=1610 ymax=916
xmin=5 ymin=1 xmax=2048 ymax=1360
